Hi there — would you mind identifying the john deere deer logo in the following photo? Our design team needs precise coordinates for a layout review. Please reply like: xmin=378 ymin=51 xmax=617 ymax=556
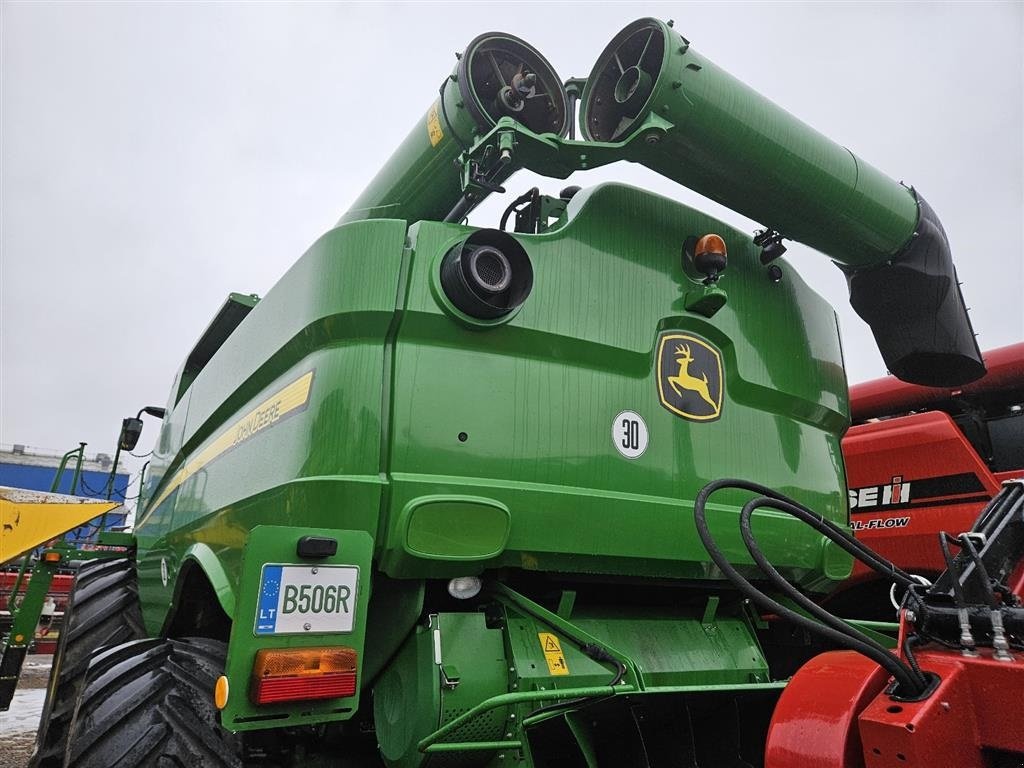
xmin=656 ymin=333 xmax=723 ymax=421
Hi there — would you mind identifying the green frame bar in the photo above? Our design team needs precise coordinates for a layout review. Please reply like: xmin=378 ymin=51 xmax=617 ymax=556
xmin=417 ymin=685 xmax=635 ymax=753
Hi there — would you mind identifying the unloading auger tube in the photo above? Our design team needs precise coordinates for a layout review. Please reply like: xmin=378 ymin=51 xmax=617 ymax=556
xmin=338 ymin=31 xmax=569 ymax=226
xmin=578 ymin=18 xmax=984 ymax=387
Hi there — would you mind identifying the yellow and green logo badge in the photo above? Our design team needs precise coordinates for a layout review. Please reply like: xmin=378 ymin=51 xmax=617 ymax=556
xmin=656 ymin=333 xmax=723 ymax=422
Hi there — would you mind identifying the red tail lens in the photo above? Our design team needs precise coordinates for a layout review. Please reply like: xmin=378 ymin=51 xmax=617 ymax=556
xmin=250 ymin=647 xmax=357 ymax=705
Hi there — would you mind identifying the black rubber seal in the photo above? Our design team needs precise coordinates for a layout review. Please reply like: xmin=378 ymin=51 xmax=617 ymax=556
xmin=887 ymin=671 xmax=941 ymax=703
xmin=440 ymin=229 xmax=533 ymax=320
xmin=845 ymin=192 xmax=986 ymax=386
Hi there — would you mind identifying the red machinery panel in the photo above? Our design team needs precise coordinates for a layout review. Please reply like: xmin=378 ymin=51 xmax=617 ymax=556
xmin=843 ymin=411 xmax=1001 ymax=580
xmin=842 ymin=343 xmax=1023 ymax=586
xmin=767 ymin=648 xmax=1024 ymax=768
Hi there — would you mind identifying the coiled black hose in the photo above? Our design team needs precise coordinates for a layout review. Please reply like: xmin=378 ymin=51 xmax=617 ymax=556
xmin=694 ymin=478 xmax=927 ymax=696
xmin=738 ymin=497 xmax=928 ymax=691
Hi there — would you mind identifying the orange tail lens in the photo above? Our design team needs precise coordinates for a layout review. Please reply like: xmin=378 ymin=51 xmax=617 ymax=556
xmin=250 ymin=647 xmax=357 ymax=705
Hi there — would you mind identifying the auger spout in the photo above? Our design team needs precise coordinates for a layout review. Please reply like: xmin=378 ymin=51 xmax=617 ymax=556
xmin=338 ymin=32 xmax=568 ymax=227
xmin=581 ymin=18 xmax=985 ymax=386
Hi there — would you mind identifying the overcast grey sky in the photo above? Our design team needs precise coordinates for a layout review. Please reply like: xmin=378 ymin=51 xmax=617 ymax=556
xmin=2 ymin=1 xmax=1022 ymax=493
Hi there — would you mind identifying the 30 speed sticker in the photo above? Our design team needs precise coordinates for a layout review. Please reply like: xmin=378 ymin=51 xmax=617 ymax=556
xmin=612 ymin=411 xmax=648 ymax=459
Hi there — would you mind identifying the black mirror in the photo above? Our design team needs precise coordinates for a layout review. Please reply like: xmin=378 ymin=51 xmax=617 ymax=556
xmin=140 ymin=406 xmax=167 ymax=419
xmin=119 ymin=417 xmax=144 ymax=451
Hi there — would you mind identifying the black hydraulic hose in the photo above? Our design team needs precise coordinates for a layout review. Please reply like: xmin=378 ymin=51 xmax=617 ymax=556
xmin=971 ymin=485 xmax=1023 ymax=539
xmin=738 ymin=498 xmax=928 ymax=690
xmin=496 ymin=587 xmax=628 ymax=720
xmin=524 ymin=646 xmax=625 ymax=722
xmin=698 ymin=479 xmax=918 ymax=588
xmin=444 ymin=194 xmax=476 ymax=224
xmin=499 ymin=187 xmax=538 ymax=231
xmin=958 ymin=533 xmax=998 ymax=609
xmin=526 ymin=691 xmax=617 ymax=722
xmin=938 ymin=532 xmax=968 ymax=605
xmin=580 ymin=644 xmax=628 ymax=687
xmin=737 ymin=496 xmax=928 ymax=691
xmin=519 ymin=617 xmax=626 ymax=686
xmin=903 ymin=634 xmax=925 ymax=683
xmin=694 ymin=479 xmax=926 ymax=695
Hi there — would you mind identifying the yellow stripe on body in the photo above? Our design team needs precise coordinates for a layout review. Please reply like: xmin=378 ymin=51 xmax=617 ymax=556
xmin=148 ymin=371 xmax=314 ymax=514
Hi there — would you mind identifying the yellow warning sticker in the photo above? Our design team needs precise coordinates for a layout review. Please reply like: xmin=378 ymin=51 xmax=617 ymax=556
xmin=427 ymin=101 xmax=444 ymax=147
xmin=537 ymin=632 xmax=570 ymax=676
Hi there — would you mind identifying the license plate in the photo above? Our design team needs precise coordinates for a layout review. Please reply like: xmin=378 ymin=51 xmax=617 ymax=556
xmin=254 ymin=564 xmax=358 ymax=636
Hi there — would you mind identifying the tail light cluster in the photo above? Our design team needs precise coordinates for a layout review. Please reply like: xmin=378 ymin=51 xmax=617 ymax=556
xmin=249 ymin=646 xmax=357 ymax=705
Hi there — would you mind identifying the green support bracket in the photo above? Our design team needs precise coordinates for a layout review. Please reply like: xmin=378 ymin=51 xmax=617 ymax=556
xmin=457 ymin=113 xmax=675 ymax=196
xmin=556 ymin=590 xmax=576 ymax=620
xmin=1 ymin=550 xmax=61 ymax=709
xmin=684 ymin=283 xmax=728 ymax=318
xmin=701 ymin=595 xmax=720 ymax=627
xmin=96 ymin=531 xmax=136 ymax=548
xmin=490 ymin=583 xmax=643 ymax=690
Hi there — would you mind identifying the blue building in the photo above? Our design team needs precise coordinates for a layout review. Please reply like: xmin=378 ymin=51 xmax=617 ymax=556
xmin=0 ymin=444 xmax=130 ymax=541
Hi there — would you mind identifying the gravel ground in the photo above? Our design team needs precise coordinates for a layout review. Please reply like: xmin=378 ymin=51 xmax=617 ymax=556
xmin=0 ymin=655 xmax=51 ymax=768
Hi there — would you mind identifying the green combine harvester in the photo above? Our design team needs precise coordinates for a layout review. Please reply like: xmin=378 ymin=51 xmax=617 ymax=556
xmin=33 ymin=19 xmax=984 ymax=768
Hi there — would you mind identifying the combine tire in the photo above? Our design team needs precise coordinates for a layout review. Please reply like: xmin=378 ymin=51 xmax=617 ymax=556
xmin=30 ymin=557 xmax=145 ymax=768
xmin=63 ymin=637 xmax=243 ymax=767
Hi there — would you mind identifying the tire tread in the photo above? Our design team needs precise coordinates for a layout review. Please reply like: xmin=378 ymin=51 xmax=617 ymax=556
xmin=30 ymin=557 xmax=145 ymax=768
xmin=65 ymin=637 xmax=242 ymax=768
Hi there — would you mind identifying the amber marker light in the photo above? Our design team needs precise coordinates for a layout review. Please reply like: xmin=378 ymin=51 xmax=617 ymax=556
xmin=250 ymin=647 xmax=357 ymax=705
xmin=214 ymin=675 xmax=230 ymax=709
xmin=42 ymin=551 xmax=62 ymax=563
xmin=695 ymin=233 xmax=727 ymax=258
xmin=690 ymin=233 xmax=728 ymax=284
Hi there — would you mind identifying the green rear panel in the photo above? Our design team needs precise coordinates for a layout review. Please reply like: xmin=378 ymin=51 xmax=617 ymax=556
xmin=131 ymin=181 xmax=849 ymax=750
xmin=136 ymin=182 xmax=848 ymax=632
xmin=383 ymin=183 xmax=848 ymax=583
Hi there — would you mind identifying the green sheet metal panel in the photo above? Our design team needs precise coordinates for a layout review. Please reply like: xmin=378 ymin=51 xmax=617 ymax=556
xmin=384 ymin=183 xmax=849 ymax=587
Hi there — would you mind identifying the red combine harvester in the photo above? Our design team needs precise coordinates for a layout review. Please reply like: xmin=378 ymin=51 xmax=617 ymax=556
xmin=763 ymin=345 xmax=1024 ymax=767
xmin=828 ymin=343 xmax=1024 ymax=618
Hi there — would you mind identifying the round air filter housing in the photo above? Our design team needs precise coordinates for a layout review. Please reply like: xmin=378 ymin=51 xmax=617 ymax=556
xmin=440 ymin=229 xmax=533 ymax=320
